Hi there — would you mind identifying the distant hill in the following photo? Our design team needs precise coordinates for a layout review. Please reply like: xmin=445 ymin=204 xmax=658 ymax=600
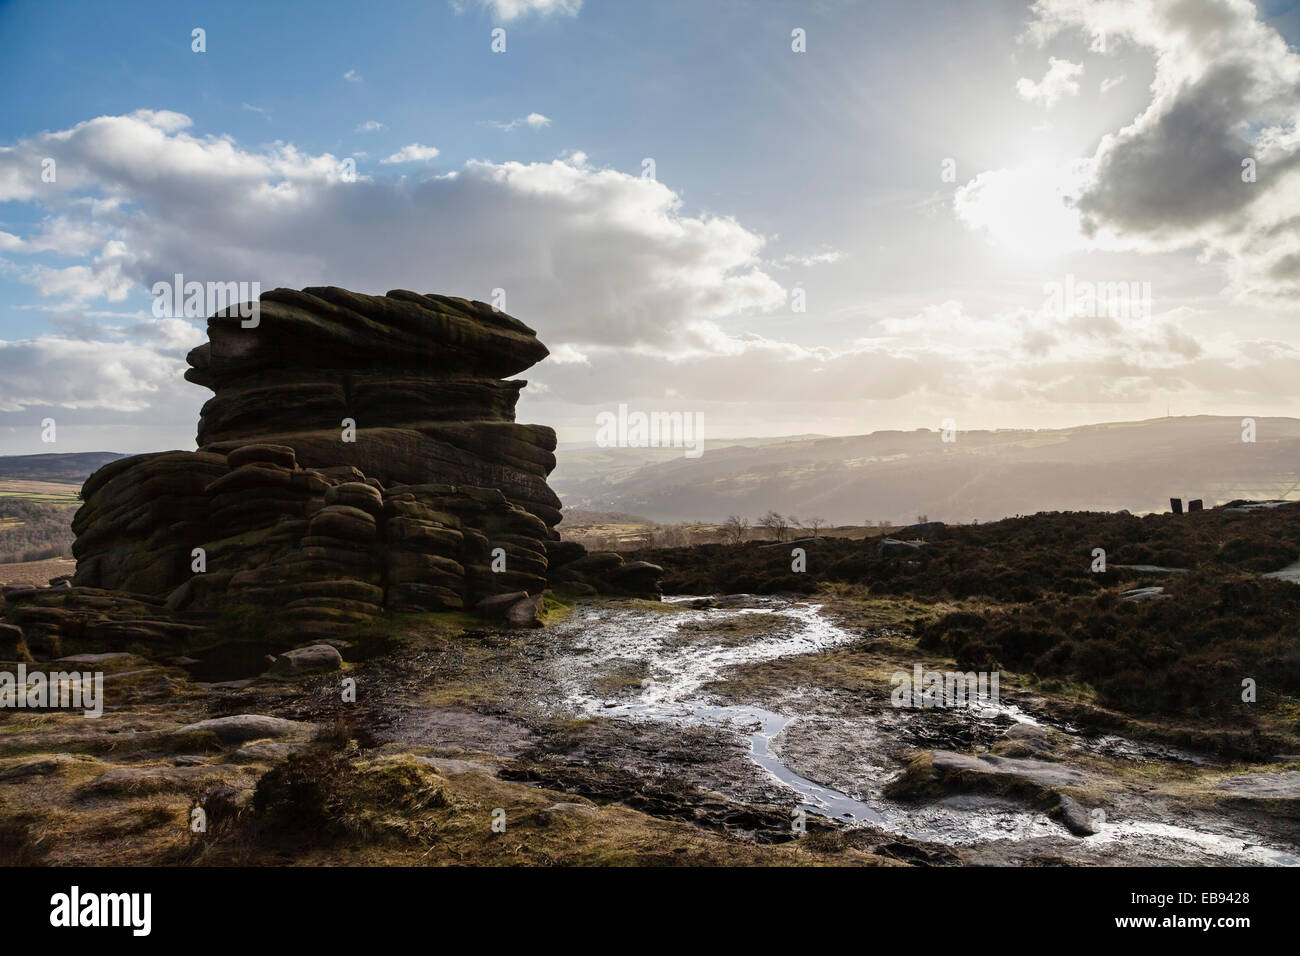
xmin=0 ymin=452 xmax=127 ymax=486
xmin=551 ymin=416 xmax=1300 ymax=525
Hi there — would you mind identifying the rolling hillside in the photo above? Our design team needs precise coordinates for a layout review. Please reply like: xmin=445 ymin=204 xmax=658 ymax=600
xmin=551 ymin=416 xmax=1300 ymax=525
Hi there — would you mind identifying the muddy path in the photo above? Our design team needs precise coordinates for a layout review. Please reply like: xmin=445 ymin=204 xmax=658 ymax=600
xmin=481 ymin=595 xmax=1300 ymax=866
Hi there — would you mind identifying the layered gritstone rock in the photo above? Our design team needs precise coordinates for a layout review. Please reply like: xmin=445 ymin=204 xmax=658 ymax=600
xmin=41 ymin=287 xmax=662 ymax=654
xmin=186 ymin=287 xmax=562 ymax=527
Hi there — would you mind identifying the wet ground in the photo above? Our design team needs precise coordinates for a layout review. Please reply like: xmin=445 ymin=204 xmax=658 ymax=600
xmin=474 ymin=594 xmax=1300 ymax=866
xmin=4 ymin=592 xmax=1296 ymax=866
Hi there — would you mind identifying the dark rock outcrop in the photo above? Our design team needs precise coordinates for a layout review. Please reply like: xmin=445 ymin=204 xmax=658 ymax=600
xmin=32 ymin=287 xmax=662 ymax=654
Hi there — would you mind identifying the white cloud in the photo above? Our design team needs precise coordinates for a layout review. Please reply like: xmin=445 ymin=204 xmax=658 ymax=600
xmin=775 ymin=249 xmax=844 ymax=268
xmin=354 ymin=120 xmax=385 ymax=133
xmin=1100 ymin=74 xmax=1125 ymax=93
xmin=343 ymin=69 xmax=362 ymax=83
xmin=1016 ymin=57 xmax=1084 ymax=108
xmin=474 ymin=0 xmax=581 ymax=21
xmin=0 ymin=335 xmax=185 ymax=412
xmin=0 ymin=110 xmax=784 ymax=356
xmin=490 ymin=112 xmax=553 ymax=131
xmin=1022 ymin=0 xmax=1300 ymax=299
xmin=547 ymin=343 xmax=590 ymax=364
xmin=380 ymin=143 xmax=441 ymax=164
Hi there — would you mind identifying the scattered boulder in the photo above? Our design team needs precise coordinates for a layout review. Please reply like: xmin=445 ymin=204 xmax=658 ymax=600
xmin=269 ymin=644 xmax=344 ymax=675
xmin=885 ymin=750 xmax=1086 ymax=803
xmin=176 ymin=714 xmax=314 ymax=744
xmin=0 ymin=754 xmax=77 ymax=781
xmin=506 ymin=593 xmax=546 ymax=628
xmin=1050 ymin=794 xmax=1103 ymax=836
xmin=230 ymin=741 xmax=300 ymax=764
xmin=474 ymin=591 xmax=546 ymax=627
xmin=475 ymin=591 xmax=528 ymax=620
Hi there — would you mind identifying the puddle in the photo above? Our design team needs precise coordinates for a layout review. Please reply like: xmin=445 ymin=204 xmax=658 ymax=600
xmin=1087 ymin=821 xmax=1300 ymax=866
xmin=542 ymin=595 xmax=1300 ymax=865
xmin=1264 ymin=559 xmax=1300 ymax=584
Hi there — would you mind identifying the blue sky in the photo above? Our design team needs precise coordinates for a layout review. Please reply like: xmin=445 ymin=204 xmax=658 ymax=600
xmin=3 ymin=0 xmax=1300 ymax=453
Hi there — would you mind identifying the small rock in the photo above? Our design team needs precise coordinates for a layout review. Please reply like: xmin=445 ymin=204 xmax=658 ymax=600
xmin=475 ymin=591 xmax=528 ymax=620
xmin=230 ymin=741 xmax=298 ymax=764
xmin=506 ymin=593 xmax=546 ymax=628
xmin=1051 ymin=794 xmax=1103 ymax=836
xmin=176 ymin=714 xmax=313 ymax=744
xmin=1003 ymin=722 xmax=1049 ymax=741
xmin=0 ymin=754 xmax=76 ymax=781
xmin=269 ymin=644 xmax=343 ymax=675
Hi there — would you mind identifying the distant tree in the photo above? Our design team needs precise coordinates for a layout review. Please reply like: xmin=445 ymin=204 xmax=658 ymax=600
xmin=803 ymin=517 xmax=826 ymax=536
xmin=721 ymin=515 xmax=749 ymax=545
xmin=758 ymin=510 xmax=790 ymax=542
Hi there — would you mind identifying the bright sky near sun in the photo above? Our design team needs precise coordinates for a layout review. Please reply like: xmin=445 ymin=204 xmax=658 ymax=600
xmin=2 ymin=0 xmax=1300 ymax=453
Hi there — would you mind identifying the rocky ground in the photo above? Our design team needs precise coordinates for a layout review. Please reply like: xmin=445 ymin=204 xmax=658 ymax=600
xmin=2 ymin=588 xmax=1295 ymax=867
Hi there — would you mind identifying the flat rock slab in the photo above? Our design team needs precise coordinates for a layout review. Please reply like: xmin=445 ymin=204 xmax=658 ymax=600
xmin=230 ymin=740 xmax=301 ymax=764
xmin=55 ymin=652 xmax=135 ymax=665
xmin=411 ymin=755 xmax=495 ymax=776
xmin=932 ymin=750 xmax=1086 ymax=789
xmin=1214 ymin=771 xmax=1300 ymax=799
xmin=0 ymin=754 xmax=78 ymax=781
xmin=177 ymin=714 xmax=315 ymax=744
xmin=85 ymin=764 xmax=222 ymax=794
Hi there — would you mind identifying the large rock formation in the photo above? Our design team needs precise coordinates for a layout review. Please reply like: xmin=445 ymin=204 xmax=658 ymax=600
xmin=187 ymin=288 xmax=562 ymax=528
xmin=30 ymin=288 xmax=661 ymax=653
